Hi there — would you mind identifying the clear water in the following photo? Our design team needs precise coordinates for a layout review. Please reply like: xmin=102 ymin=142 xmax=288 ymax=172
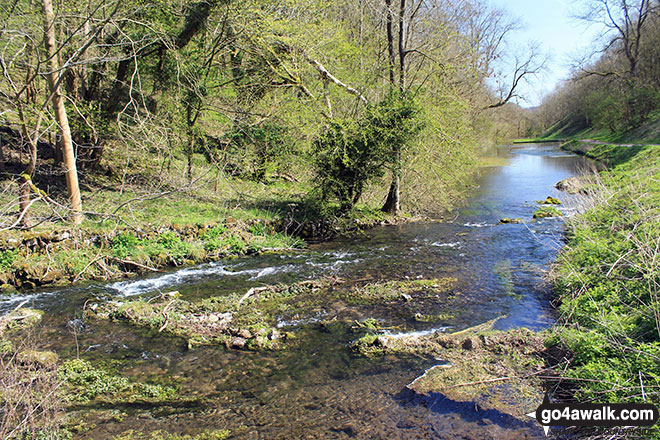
xmin=2 ymin=144 xmax=593 ymax=439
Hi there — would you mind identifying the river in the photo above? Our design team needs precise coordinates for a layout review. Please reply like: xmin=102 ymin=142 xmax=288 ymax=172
xmin=2 ymin=143 xmax=593 ymax=439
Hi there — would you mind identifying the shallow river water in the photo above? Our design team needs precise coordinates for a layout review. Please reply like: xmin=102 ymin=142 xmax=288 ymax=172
xmin=2 ymin=144 xmax=594 ymax=439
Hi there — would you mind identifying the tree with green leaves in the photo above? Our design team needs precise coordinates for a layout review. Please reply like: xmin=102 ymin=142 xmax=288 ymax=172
xmin=315 ymin=91 xmax=422 ymax=213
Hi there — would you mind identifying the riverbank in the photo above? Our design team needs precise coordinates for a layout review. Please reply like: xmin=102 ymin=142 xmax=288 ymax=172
xmin=548 ymin=141 xmax=660 ymax=436
xmin=0 ymin=144 xmax=589 ymax=439
xmin=0 ymin=193 xmax=418 ymax=293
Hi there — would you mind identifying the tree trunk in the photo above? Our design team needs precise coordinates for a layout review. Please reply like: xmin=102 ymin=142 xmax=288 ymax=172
xmin=18 ymin=134 xmax=37 ymax=228
xmin=397 ymin=0 xmax=406 ymax=91
xmin=381 ymin=173 xmax=400 ymax=215
xmin=381 ymin=0 xmax=406 ymax=216
xmin=42 ymin=0 xmax=83 ymax=224
xmin=187 ymin=137 xmax=195 ymax=184
xmin=385 ymin=0 xmax=395 ymax=84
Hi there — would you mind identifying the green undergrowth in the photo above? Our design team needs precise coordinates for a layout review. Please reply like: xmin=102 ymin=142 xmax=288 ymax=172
xmin=0 ymin=195 xmax=408 ymax=293
xmin=540 ymin=116 xmax=660 ymax=144
xmin=550 ymin=144 xmax=660 ymax=418
xmin=0 ymin=219 xmax=305 ymax=292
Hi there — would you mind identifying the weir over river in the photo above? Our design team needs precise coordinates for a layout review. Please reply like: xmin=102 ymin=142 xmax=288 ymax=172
xmin=2 ymin=143 xmax=593 ymax=439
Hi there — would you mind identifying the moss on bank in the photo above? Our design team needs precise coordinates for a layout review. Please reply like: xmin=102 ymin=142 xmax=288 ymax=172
xmin=0 ymin=201 xmax=418 ymax=293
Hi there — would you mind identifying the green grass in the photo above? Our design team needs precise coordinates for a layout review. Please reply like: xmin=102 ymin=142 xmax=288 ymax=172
xmin=550 ymin=144 xmax=660 ymax=418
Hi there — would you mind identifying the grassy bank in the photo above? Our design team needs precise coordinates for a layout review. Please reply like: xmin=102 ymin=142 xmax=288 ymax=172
xmin=549 ymin=142 xmax=660 ymax=432
xmin=0 ymin=171 xmax=406 ymax=293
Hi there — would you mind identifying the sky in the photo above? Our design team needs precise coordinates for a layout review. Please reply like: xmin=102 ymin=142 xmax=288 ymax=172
xmin=486 ymin=0 xmax=604 ymax=107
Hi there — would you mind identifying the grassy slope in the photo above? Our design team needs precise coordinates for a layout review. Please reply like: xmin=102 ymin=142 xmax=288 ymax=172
xmin=550 ymin=143 xmax=660 ymax=418
xmin=520 ymin=113 xmax=660 ymax=145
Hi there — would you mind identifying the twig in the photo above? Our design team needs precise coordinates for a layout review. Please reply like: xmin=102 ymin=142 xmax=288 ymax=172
xmin=238 ymin=286 xmax=269 ymax=306
xmin=438 ymin=361 xmax=569 ymax=390
xmin=72 ymin=255 xmax=106 ymax=282
xmin=158 ymin=299 xmax=177 ymax=332
xmin=108 ymin=257 xmax=161 ymax=272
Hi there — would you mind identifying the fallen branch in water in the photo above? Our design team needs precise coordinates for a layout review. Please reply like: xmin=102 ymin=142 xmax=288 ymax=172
xmin=159 ymin=299 xmax=177 ymax=332
xmin=238 ymin=286 xmax=269 ymax=306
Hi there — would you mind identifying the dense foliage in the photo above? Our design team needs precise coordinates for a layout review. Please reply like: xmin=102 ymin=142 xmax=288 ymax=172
xmin=314 ymin=91 xmax=422 ymax=212
xmin=0 ymin=0 xmax=531 ymax=230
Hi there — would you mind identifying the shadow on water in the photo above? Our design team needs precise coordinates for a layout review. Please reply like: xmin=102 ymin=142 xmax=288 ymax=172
xmin=395 ymin=388 xmax=536 ymax=430
xmin=3 ymin=143 xmax=592 ymax=439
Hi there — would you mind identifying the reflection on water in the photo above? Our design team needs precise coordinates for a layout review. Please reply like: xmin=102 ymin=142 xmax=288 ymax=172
xmin=3 ymin=144 xmax=591 ymax=439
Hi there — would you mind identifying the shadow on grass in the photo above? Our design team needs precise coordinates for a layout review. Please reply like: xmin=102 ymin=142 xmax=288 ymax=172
xmin=588 ymin=144 xmax=646 ymax=167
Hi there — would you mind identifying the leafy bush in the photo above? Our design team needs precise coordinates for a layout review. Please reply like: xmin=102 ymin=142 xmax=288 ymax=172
xmin=156 ymin=232 xmax=181 ymax=249
xmin=111 ymin=233 xmax=140 ymax=258
xmin=314 ymin=91 xmax=422 ymax=212
xmin=201 ymin=225 xmax=226 ymax=240
xmin=221 ymin=122 xmax=292 ymax=181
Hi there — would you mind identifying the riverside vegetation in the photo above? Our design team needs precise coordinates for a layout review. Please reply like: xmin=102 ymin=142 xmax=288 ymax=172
xmin=0 ymin=0 xmax=539 ymax=437
xmin=0 ymin=0 xmax=536 ymax=292
xmin=550 ymin=144 xmax=660 ymax=410
xmin=4 ymin=0 xmax=660 ymax=439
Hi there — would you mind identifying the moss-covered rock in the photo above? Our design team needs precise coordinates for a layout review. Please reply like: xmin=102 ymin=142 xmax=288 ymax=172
xmin=555 ymin=176 xmax=590 ymax=194
xmin=537 ymin=196 xmax=562 ymax=205
xmin=17 ymin=349 xmax=59 ymax=367
xmin=532 ymin=206 xmax=563 ymax=218
xmin=59 ymin=358 xmax=178 ymax=404
xmin=86 ymin=278 xmax=342 ymax=349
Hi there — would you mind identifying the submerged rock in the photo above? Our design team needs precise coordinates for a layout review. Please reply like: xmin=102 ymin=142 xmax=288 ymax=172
xmin=229 ymin=337 xmax=247 ymax=349
xmin=18 ymin=349 xmax=59 ymax=367
xmin=366 ymin=318 xmax=546 ymax=421
xmin=267 ymin=329 xmax=281 ymax=341
xmin=498 ymin=218 xmax=522 ymax=224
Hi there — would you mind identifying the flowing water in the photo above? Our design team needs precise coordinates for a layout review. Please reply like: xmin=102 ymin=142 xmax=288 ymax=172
xmin=2 ymin=144 xmax=594 ymax=439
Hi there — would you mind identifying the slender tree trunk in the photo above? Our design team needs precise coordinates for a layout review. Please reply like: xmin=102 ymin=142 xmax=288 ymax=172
xmin=385 ymin=0 xmax=395 ymax=84
xmin=397 ymin=0 xmax=406 ymax=91
xmin=187 ymin=136 xmax=195 ymax=184
xmin=381 ymin=147 xmax=401 ymax=215
xmin=323 ymin=79 xmax=333 ymax=117
xmin=381 ymin=0 xmax=406 ymax=215
xmin=42 ymin=0 xmax=83 ymax=224
xmin=17 ymin=114 xmax=38 ymax=228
